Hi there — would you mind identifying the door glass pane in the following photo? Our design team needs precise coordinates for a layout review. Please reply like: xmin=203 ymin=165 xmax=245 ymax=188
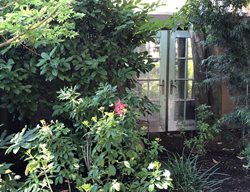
xmin=147 ymin=100 xmax=161 ymax=129
xmin=149 ymin=81 xmax=160 ymax=100
xmin=139 ymin=81 xmax=148 ymax=96
xmin=147 ymin=39 xmax=160 ymax=58
xmin=176 ymin=59 xmax=186 ymax=78
xmin=150 ymin=61 xmax=160 ymax=79
xmin=176 ymin=38 xmax=186 ymax=58
xmin=186 ymin=101 xmax=195 ymax=120
xmin=137 ymin=33 xmax=163 ymax=132
xmin=174 ymin=101 xmax=184 ymax=120
xmin=139 ymin=72 xmax=148 ymax=79
xmin=187 ymin=59 xmax=194 ymax=78
xmin=176 ymin=80 xmax=185 ymax=99
xmin=188 ymin=38 xmax=193 ymax=58
xmin=187 ymin=80 xmax=194 ymax=99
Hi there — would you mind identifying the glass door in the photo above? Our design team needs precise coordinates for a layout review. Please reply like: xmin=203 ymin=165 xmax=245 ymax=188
xmin=136 ymin=31 xmax=167 ymax=132
xmin=168 ymin=31 xmax=196 ymax=131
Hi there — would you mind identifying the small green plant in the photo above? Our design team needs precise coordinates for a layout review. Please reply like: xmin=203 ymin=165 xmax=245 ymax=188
xmin=165 ymin=153 xmax=227 ymax=192
xmin=241 ymin=143 xmax=250 ymax=169
xmin=6 ymin=121 xmax=81 ymax=192
xmin=184 ymin=104 xmax=221 ymax=154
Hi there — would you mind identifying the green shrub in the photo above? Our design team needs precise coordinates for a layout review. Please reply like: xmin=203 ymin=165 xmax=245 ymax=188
xmin=77 ymin=107 xmax=172 ymax=191
xmin=184 ymin=104 xmax=221 ymax=154
xmin=165 ymin=153 xmax=227 ymax=192
xmin=5 ymin=99 xmax=172 ymax=191
xmin=0 ymin=0 xmax=160 ymax=120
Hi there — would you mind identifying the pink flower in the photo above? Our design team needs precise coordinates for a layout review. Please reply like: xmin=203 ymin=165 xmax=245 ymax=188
xmin=114 ymin=99 xmax=127 ymax=115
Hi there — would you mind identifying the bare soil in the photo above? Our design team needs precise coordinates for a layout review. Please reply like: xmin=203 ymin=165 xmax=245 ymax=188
xmin=154 ymin=128 xmax=250 ymax=192
xmin=202 ymin=152 xmax=250 ymax=192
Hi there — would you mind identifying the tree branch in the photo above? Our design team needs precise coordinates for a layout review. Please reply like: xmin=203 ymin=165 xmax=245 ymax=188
xmin=0 ymin=5 xmax=60 ymax=49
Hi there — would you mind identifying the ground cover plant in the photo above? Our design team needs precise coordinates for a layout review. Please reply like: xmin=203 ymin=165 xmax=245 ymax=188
xmin=165 ymin=152 xmax=226 ymax=192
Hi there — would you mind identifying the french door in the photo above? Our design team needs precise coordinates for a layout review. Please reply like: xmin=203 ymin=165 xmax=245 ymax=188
xmin=137 ymin=31 xmax=167 ymax=132
xmin=168 ymin=31 xmax=196 ymax=131
xmin=137 ymin=30 xmax=196 ymax=132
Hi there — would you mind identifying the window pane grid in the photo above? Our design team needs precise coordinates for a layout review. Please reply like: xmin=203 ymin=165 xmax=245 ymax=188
xmin=175 ymin=37 xmax=194 ymax=121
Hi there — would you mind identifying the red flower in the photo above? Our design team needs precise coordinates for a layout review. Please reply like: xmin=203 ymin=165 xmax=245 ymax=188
xmin=114 ymin=99 xmax=127 ymax=115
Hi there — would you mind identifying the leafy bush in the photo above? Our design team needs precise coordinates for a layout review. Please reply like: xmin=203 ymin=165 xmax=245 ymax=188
xmin=78 ymin=107 xmax=172 ymax=192
xmin=0 ymin=0 xmax=160 ymax=120
xmin=4 ymin=98 xmax=172 ymax=192
xmin=184 ymin=104 xmax=221 ymax=154
xmin=165 ymin=153 xmax=227 ymax=192
xmin=1 ymin=1 xmax=170 ymax=191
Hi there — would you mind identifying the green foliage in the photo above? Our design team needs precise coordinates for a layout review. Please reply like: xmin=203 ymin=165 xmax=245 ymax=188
xmin=0 ymin=1 xmax=170 ymax=191
xmin=0 ymin=0 xmax=161 ymax=120
xmin=6 ymin=121 xmax=81 ymax=191
xmin=165 ymin=153 xmax=227 ymax=192
xmin=0 ymin=163 xmax=22 ymax=192
xmin=223 ymin=106 xmax=250 ymax=127
xmin=241 ymin=143 xmax=250 ymax=168
xmin=184 ymin=105 xmax=221 ymax=154
xmin=5 ymin=100 xmax=171 ymax=191
xmin=0 ymin=130 xmax=12 ymax=149
xmin=77 ymin=108 xmax=172 ymax=192
xmin=175 ymin=0 xmax=250 ymax=103
xmin=53 ymin=84 xmax=158 ymax=124
xmin=0 ymin=0 xmax=81 ymax=48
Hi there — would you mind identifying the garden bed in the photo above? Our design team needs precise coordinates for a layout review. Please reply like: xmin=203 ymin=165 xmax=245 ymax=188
xmin=202 ymin=151 xmax=250 ymax=192
xmin=152 ymin=128 xmax=250 ymax=192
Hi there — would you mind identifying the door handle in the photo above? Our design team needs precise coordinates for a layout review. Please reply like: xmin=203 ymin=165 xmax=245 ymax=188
xmin=170 ymin=80 xmax=176 ymax=94
xmin=159 ymin=80 xmax=165 ymax=95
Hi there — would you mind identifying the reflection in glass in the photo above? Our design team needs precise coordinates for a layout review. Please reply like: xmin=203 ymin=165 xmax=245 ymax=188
xmin=140 ymin=81 xmax=148 ymax=96
xmin=176 ymin=80 xmax=185 ymax=99
xmin=150 ymin=61 xmax=160 ymax=79
xmin=186 ymin=101 xmax=195 ymax=120
xmin=187 ymin=59 xmax=194 ymax=78
xmin=188 ymin=38 xmax=192 ymax=58
xmin=174 ymin=101 xmax=184 ymax=120
xmin=187 ymin=80 xmax=194 ymax=99
xmin=176 ymin=59 xmax=186 ymax=79
xmin=149 ymin=81 xmax=160 ymax=100
xmin=174 ymin=36 xmax=195 ymax=122
xmin=146 ymin=38 xmax=160 ymax=59
xmin=176 ymin=38 xmax=186 ymax=58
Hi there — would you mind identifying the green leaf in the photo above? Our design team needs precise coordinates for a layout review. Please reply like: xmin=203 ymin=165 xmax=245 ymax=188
xmin=41 ymin=52 xmax=50 ymax=60
xmin=0 ymin=163 xmax=13 ymax=174
xmin=107 ymin=165 xmax=116 ymax=176
xmin=25 ymin=160 xmax=39 ymax=175
xmin=124 ymin=161 xmax=131 ymax=169
xmin=52 ymin=69 xmax=58 ymax=76
xmin=148 ymin=184 xmax=155 ymax=192
xmin=49 ymin=46 xmax=57 ymax=57
xmin=162 ymin=181 xmax=169 ymax=189
xmin=155 ymin=183 xmax=163 ymax=189
xmin=6 ymin=127 xmax=38 ymax=154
